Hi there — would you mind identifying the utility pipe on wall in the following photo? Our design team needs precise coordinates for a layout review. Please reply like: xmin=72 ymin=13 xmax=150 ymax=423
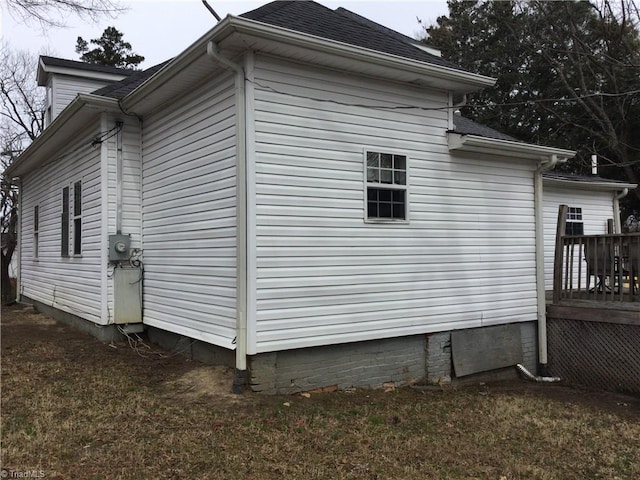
xmin=206 ymin=41 xmax=248 ymax=393
xmin=534 ymin=154 xmax=560 ymax=375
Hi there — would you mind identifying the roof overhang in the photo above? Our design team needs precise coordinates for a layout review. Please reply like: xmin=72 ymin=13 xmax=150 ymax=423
xmin=122 ymin=14 xmax=496 ymax=114
xmin=5 ymin=94 xmax=120 ymax=178
xmin=543 ymin=175 xmax=637 ymax=192
xmin=37 ymin=58 xmax=130 ymax=86
xmin=448 ymin=132 xmax=577 ymax=162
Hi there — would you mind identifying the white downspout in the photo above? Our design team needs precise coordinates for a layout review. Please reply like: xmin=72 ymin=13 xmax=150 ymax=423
xmin=16 ymin=177 xmax=22 ymax=303
xmin=613 ymin=188 xmax=629 ymax=234
xmin=206 ymin=41 xmax=248 ymax=393
xmin=534 ymin=154 xmax=559 ymax=375
xmin=115 ymin=121 xmax=124 ymax=234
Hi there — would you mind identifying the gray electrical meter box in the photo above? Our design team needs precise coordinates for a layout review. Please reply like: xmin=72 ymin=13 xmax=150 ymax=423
xmin=109 ymin=234 xmax=130 ymax=261
xmin=114 ymin=266 xmax=142 ymax=324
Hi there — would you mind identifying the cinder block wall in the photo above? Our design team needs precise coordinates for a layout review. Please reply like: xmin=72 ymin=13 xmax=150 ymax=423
xmin=249 ymin=336 xmax=426 ymax=394
xmin=424 ymin=322 xmax=538 ymax=384
xmin=250 ymin=322 xmax=539 ymax=393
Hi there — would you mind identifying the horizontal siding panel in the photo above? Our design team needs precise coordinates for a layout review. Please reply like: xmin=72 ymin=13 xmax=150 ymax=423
xmin=20 ymin=121 xmax=104 ymax=323
xmin=252 ymin=55 xmax=538 ymax=353
xmin=141 ymin=75 xmax=237 ymax=347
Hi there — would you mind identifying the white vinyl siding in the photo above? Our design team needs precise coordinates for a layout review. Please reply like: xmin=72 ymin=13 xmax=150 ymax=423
xmin=20 ymin=122 xmax=104 ymax=323
xmin=251 ymin=56 xmax=538 ymax=353
xmin=141 ymin=74 xmax=237 ymax=348
xmin=543 ymin=185 xmax=615 ymax=290
xmin=50 ymin=74 xmax=117 ymax=122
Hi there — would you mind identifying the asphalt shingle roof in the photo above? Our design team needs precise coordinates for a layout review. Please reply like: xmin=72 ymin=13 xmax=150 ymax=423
xmin=451 ymin=114 xmax=519 ymax=142
xmin=240 ymin=0 xmax=466 ymax=72
xmin=92 ymin=61 xmax=170 ymax=99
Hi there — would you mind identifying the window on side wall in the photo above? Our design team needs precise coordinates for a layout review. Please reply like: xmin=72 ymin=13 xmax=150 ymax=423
xmin=365 ymin=151 xmax=408 ymax=222
xmin=73 ymin=181 xmax=82 ymax=255
xmin=33 ymin=205 xmax=39 ymax=258
xmin=61 ymin=186 xmax=69 ymax=256
xmin=565 ymin=207 xmax=584 ymax=235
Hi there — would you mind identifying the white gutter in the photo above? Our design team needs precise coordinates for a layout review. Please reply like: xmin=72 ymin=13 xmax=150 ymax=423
xmin=534 ymin=155 xmax=562 ymax=374
xmin=206 ymin=41 xmax=248 ymax=393
xmin=542 ymin=176 xmax=637 ymax=191
xmin=5 ymin=94 xmax=120 ymax=178
xmin=613 ymin=188 xmax=629 ymax=233
xmin=123 ymin=15 xmax=495 ymax=111
xmin=449 ymin=133 xmax=576 ymax=160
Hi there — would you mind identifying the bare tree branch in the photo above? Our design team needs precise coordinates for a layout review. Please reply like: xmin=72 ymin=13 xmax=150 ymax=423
xmin=3 ymin=0 xmax=126 ymax=29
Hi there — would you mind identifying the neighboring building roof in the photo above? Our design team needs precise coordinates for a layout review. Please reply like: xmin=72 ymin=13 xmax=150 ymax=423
xmin=451 ymin=114 xmax=519 ymax=142
xmin=92 ymin=61 xmax=171 ymax=99
xmin=240 ymin=0 xmax=465 ymax=72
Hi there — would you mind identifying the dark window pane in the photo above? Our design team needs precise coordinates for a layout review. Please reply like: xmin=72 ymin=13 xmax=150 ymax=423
xmin=34 ymin=206 xmax=39 ymax=231
xmin=380 ymin=169 xmax=392 ymax=184
xmin=379 ymin=202 xmax=392 ymax=217
xmin=62 ymin=187 xmax=69 ymax=257
xmin=367 ymin=168 xmax=379 ymax=183
xmin=394 ymin=172 xmax=406 ymax=185
xmin=381 ymin=153 xmax=392 ymax=168
xmin=73 ymin=218 xmax=82 ymax=255
xmin=367 ymin=202 xmax=378 ymax=217
xmin=367 ymin=152 xmax=379 ymax=167
xmin=73 ymin=181 xmax=82 ymax=216
xmin=565 ymin=222 xmax=584 ymax=236
xmin=392 ymin=190 xmax=404 ymax=202
xmin=393 ymin=203 xmax=405 ymax=219
xmin=62 ymin=187 xmax=69 ymax=212
xmin=367 ymin=187 xmax=406 ymax=220
xmin=393 ymin=155 xmax=406 ymax=170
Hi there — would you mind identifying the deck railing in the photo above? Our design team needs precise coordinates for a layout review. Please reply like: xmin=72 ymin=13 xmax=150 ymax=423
xmin=553 ymin=231 xmax=640 ymax=303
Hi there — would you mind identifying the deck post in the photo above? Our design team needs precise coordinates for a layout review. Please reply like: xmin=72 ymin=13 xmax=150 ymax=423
xmin=553 ymin=205 xmax=568 ymax=304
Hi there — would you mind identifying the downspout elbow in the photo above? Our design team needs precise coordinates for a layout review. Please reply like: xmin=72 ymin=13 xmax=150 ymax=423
xmin=206 ymin=41 xmax=243 ymax=74
xmin=616 ymin=188 xmax=629 ymax=201
xmin=536 ymin=154 xmax=562 ymax=174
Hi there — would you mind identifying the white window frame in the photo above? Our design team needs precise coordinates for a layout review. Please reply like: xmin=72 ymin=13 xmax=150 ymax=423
xmin=363 ymin=148 xmax=410 ymax=224
xmin=565 ymin=206 xmax=584 ymax=236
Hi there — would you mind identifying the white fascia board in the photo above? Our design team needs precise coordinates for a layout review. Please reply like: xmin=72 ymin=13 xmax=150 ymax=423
xmin=448 ymin=132 xmax=576 ymax=161
xmin=543 ymin=176 xmax=637 ymax=192
xmin=37 ymin=60 xmax=130 ymax=86
xmin=227 ymin=17 xmax=496 ymax=90
xmin=122 ymin=15 xmax=496 ymax=110
xmin=6 ymin=94 xmax=120 ymax=178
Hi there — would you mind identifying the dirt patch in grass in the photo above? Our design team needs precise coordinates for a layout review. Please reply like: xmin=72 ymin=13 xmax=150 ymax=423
xmin=1 ymin=305 xmax=639 ymax=480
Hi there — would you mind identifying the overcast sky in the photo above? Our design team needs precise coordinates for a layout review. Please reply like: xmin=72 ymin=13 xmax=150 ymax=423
xmin=1 ymin=0 xmax=449 ymax=68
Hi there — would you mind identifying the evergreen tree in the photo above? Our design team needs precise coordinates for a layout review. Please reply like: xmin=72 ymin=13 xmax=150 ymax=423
xmin=76 ymin=26 xmax=144 ymax=69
